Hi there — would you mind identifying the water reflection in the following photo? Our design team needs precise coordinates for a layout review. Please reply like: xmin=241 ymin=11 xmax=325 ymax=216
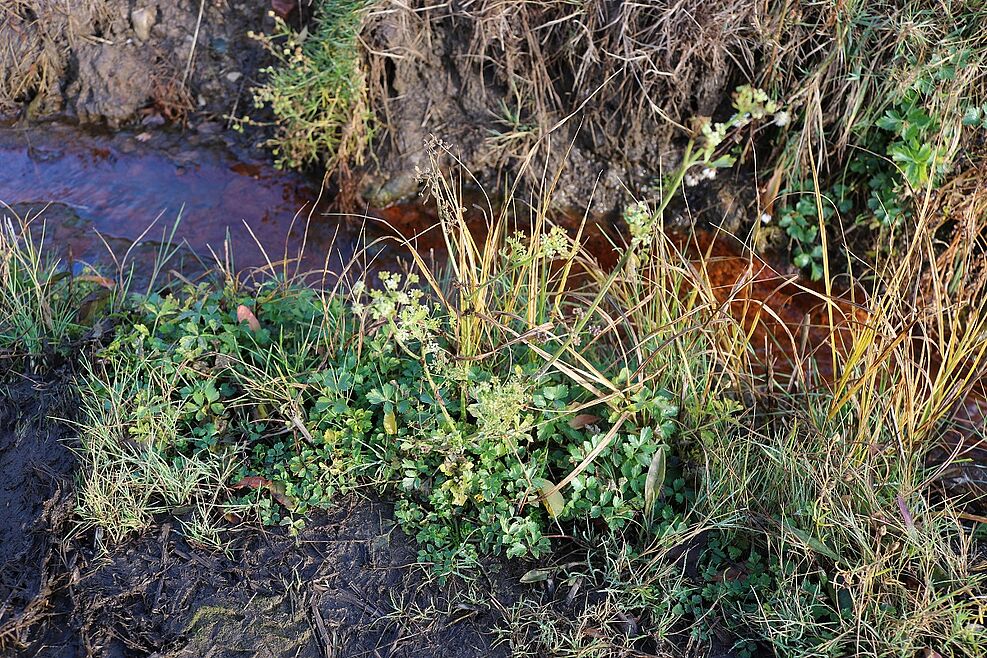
xmin=0 ymin=122 xmax=373 ymax=279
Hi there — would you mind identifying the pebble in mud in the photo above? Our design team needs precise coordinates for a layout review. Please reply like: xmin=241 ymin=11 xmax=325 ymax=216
xmin=131 ymin=7 xmax=157 ymax=42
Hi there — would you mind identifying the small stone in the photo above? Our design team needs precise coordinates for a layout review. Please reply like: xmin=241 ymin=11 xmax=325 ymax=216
xmin=211 ymin=37 xmax=229 ymax=55
xmin=195 ymin=121 xmax=222 ymax=135
xmin=131 ymin=8 xmax=156 ymax=42
xmin=225 ymin=71 xmax=242 ymax=83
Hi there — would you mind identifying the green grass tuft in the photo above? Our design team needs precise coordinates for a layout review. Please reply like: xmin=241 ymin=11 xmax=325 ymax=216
xmin=242 ymin=0 xmax=374 ymax=171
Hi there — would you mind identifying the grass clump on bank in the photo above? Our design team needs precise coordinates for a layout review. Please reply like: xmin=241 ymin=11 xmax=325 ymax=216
xmin=760 ymin=0 xmax=987 ymax=277
xmin=0 ymin=215 xmax=110 ymax=360
xmin=243 ymin=0 xmax=373 ymax=171
xmin=73 ymin=194 xmax=694 ymax=566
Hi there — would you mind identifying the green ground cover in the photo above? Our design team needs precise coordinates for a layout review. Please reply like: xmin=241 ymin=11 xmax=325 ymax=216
xmin=3 ymin=1 xmax=987 ymax=654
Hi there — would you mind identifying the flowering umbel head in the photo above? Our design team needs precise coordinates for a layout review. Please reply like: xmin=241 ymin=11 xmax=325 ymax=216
xmin=624 ymin=201 xmax=658 ymax=251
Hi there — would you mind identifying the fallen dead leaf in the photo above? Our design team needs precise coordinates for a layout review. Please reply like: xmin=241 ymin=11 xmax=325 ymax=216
xmin=237 ymin=304 xmax=261 ymax=332
xmin=537 ymin=478 xmax=565 ymax=518
xmin=231 ymin=475 xmax=296 ymax=509
xmin=76 ymin=273 xmax=117 ymax=289
xmin=568 ymin=414 xmax=599 ymax=429
xmin=271 ymin=0 xmax=295 ymax=20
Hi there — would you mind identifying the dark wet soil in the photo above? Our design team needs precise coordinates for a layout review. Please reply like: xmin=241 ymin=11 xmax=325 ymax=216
xmin=1 ymin=0 xmax=274 ymax=129
xmin=0 ymin=374 xmax=520 ymax=658
xmin=0 ymin=376 xmax=78 ymax=655
xmin=66 ymin=503 xmax=516 ymax=658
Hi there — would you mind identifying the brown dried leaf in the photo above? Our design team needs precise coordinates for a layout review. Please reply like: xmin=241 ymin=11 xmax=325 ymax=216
xmin=231 ymin=476 xmax=297 ymax=510
xmin=271 ymin=0 xmax=295 ymax=20
xmin=231 ymin=475 xmax=271 ymax=490
xmin=568 ymin=414 xmax=599 ymax=429
xmin=237 ymin=304 xmax=261 ymax=332
xmin=76 ymin=274 xmax=117 ymax=289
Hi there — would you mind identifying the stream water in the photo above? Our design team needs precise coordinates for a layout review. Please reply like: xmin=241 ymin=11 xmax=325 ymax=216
xmin=0 ymin=120 xmax=849 ymax=373
xmin=0 ymin=122 xmax=407 ymax=280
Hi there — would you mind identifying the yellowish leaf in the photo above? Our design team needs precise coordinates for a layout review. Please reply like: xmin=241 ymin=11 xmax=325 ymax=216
xmin=383 ymin=410 xmax=398 ymax=435
xmin=520 ymin=568 xmax=553 ymax=583
xmin=76 ymin=274 xmax=117 ymax=289
xmin=538 ymin=478 xmax=565 ymax=518
xmin=644 ymin=444 xmax=667 ymax=518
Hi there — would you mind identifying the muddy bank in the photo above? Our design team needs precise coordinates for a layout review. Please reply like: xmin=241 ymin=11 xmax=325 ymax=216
xmin=0 ymin=377 xmax=78 ymax=655
xmin=63 ymin=501 xmax=518 ymax=658
xmin=359 ymin=1 xmax=757 ymax=216
xmin=1 ymin=1 xmax=761 ymax=221
xmin=1 ymin=0 xmax=273 ymax=128
xmin=358 ymin=1 xmax=758 ymax=215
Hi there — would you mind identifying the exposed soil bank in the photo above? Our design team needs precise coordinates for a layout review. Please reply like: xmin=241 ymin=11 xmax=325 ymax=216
xmin=1 ymin=0 xmax=272 ymax=128
xmin=0 ymin=1 xmax=760 ymax=220
xmin=358 ymin=1 xmax=755 ymax=215
xmin=0 ymin=376 xmax=78 ymax=655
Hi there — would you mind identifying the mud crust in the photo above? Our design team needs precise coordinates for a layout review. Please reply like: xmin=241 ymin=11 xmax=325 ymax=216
xmin=0 ymin=1 xmax=273 ymax=129
xmin=68 ymin=500 xmax=518 ymax=658
xmin=0 ymin=375 xmax=79 ymax=656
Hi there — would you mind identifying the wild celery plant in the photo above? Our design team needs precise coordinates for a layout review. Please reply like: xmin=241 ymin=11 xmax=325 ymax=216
xmin=241 ymin=0 xmax=373 ymax=170
xmin=76 ymin=86 xmax=787 ymax=573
